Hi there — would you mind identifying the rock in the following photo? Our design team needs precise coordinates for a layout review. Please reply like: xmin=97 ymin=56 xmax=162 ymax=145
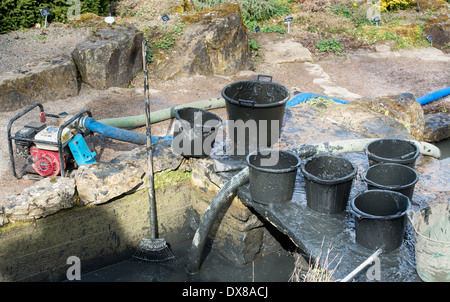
xmin=72 ymin=161 xmax=145 ymax=205
xmin=71 ymin=22 xmax=143 ymax=89
xmin=68 ymin=13 xmax=104 ymax=27
xmin=353 ymin=93 xmax=425 ymax=140
xmin=72 ymin=140 xmax=182 ymax=205
xmin=416 ymin=0 xmax=450 ymax=12
xmin=3 ymin=177 xmax=76 ymax=222
xmin=0 ymin=207 xmax=6 ymax=227
xmin=423 ymin=15 xmax=450 ymax=50
xmin=374 ymin=43 xmax=391 ymax=53
xmin=151 ymin=3 xmax=251 ymax=80
xmin=259 ymin=36 xmax=313 ymax=64
xmin=413 ymin=156 xmax=450 ymax=208
xmin=111 ymin=140 xmax=185 ymax=174
xmin=0 ymin=55 xmax=79 ymax=112
xmin=423 ymin=113 xmax=450 ymax=142
xmin=311 ymin=101 xmax=415 ymax=141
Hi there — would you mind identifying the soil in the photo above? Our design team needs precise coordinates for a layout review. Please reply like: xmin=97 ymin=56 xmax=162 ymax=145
xmin=0 ymin=1 xmax=449 ymax=205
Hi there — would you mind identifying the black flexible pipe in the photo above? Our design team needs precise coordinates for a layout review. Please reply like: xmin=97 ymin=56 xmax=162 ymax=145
xmin=186 ymin=166 xmax=250 ymax=274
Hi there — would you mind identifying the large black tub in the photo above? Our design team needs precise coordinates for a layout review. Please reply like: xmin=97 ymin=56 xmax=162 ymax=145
xmin=221 ymin=75 xmax=290 ymax=155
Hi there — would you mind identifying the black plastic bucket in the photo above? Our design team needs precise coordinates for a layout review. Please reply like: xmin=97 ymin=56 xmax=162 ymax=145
xmin=246 ymin=149 xmax=300 ymax=204
xmin=365 ymin=138 xmax=419 ymax=168
xmin=300 ymin=154 xmax=357 ymax=214
xmin=172 ymin=107 xmax=222 ymax=158
xmin=350 ymin=190 xmax=411 ymax=252
xmin=362 ymin=163 xmax=419 ymax=200
xmin=221 ymin=75 xmax=290 ymax=155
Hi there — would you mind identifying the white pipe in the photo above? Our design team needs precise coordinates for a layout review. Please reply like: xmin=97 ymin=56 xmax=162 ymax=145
xmin=340 ymin=248 xmax=382 ymax=282
xmin=310 ymin=138 xmax=441 ymax=159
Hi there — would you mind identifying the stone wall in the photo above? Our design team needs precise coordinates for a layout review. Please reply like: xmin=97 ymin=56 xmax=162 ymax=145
xmin=0 ymin=182 xmax=193 ymax=281
xmin=0 ymin=55 xmax=79 ymax=112
xmin=0 ymin=141 xmax=193 ymax=281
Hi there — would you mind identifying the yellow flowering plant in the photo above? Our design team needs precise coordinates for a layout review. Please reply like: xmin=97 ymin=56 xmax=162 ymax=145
xmin=379 ymin=0 xmax=414 ymax=11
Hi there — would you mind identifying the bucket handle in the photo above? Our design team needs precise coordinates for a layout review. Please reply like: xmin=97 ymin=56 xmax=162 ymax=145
xmin=350 ymin=207 xmax=363 ymax=220
xmin=238 ymin=99 xmax=256 ymax=109
xmin=257 ymin=74 xmax=272 ymax=82
xmin=400 ymin=151 xmax=416 ymax=160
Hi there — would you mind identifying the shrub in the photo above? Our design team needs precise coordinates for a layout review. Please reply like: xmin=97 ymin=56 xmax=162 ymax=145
xmin=379 ymin=0 xmax=413 ymax=11
xmin=194 ymin=0 xmax=291 ymax=22
xmin=261 ymin=24 xmax=286 ymax=34
xmin=0 ymin=0 xmax=110 ymax=34
xmin=315 ymin=38 xmax=343 ymax=52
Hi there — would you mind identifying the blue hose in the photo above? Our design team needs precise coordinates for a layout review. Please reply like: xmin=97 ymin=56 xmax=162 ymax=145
xmin=286 ymin=87 xmax=450 ymax=108
xmin=416 ymin=87 xmax=450 ymax=106
xmin=81 ymin=117 xmax=172 ymax=145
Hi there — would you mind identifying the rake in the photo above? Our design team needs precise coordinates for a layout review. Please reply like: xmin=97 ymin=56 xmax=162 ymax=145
xmin=132 ymin=38 xmax=176 ymax=263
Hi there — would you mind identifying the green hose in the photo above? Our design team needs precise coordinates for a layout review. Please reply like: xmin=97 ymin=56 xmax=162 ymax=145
xmin=97 ymin=97 xmax=226 ymax=128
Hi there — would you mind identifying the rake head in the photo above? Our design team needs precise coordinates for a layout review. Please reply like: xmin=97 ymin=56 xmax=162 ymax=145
xmin=132 ymin=238 xmax=176 ymax=263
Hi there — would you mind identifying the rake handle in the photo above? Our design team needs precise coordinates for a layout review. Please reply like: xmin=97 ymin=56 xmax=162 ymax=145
xmin=142 ymin=38 xmax=157 ymax=240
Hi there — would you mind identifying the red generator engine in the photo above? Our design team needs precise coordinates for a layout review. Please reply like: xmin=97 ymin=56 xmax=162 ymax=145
xmin=8 ymin=104 xmax=95 ymax=179
xmin=13 ymin=124 xmax=73 ymax=178
xmin=29 ymin=147 xmax=65 ymax=177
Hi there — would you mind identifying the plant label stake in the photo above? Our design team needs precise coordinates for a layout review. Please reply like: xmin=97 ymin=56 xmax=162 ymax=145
xmin=284 ymin=17 xmax=293 ymax=33
xmin=161 ymin=14 xmax=170 ymax=22
xmin=426 ymin=35 xmax=433 ymax=46
xmin=373 ymin=16 xmax=380 ymax=26
xmin=39 ymin=8 xmax=51 ymax=28
xmin=161 ymin=14 xmax=169 ymax=30
xmin=104 ymin=16 xmax=115 ymax=25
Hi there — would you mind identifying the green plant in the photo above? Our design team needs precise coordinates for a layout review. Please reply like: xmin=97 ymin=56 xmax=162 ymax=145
xmin=305 ymin=97 xmax=339 ymax=108
xmin=350 ymin=5 xmax=372 ymax=27
xmin=143 ymin=22 xmax=186 ymax=60
xmin=249 ymin=38 xmax=260 ymax=57
xmin=315 ymin=39 xmax=343 ymax=52
xmin=331 ymin=5 xmax=352 ymax=19
xmin=249 ymin=39 xmax=260 ymax=51
xmin=244 ymin=19 xmax=259 ymax=31
xmin=261 ymin=25 xmax=286 ymax=34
